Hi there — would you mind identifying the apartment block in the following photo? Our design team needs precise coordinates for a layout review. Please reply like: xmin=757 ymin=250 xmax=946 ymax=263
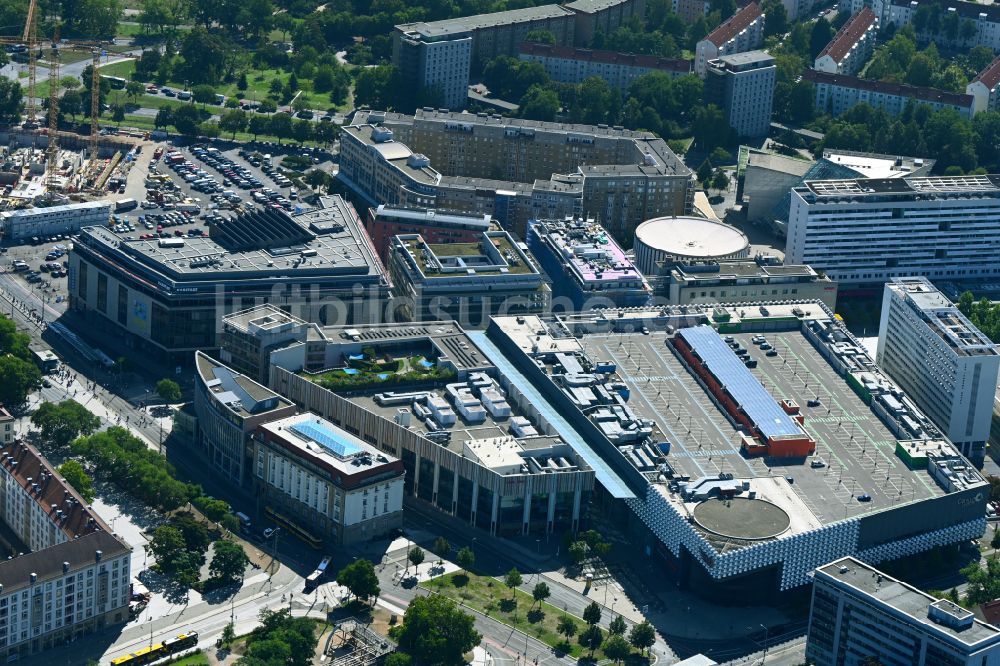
xmin=807 ymin=557 xmax=1000 ymax=665
xmin=392 ymin=31 xmax=472 ymax=110
xmin=0 ymin=440 xmax=131 ymax=661
xmin=874 ymin=0 xmax=1000 ymax=51
xmin=518 ymin=43 xmax=691 ymax=94
xmin=813 ymin=8 xmax=878 ymax=75
xmin=785 ymin=175 xmax=1000 ymax=287
xmin=563 ymin=0 xmax=646 ymax=46
xmin=387 ymin=230 xmax=550 ymax=326
xmin=877 ymin=277 xmax=1000 ymax=466
xmin=967 ymin=54 xmax=1000 ymax=115
xmin=338 ymin=109 xmax=692 ymax=244
xmin=705 ymin=51 xmax=776 ymax=138
xmin=0 ymin=408 xmax=11 ymax=446
xmin=695 ymin=2 xmax=765 ymax=77
xmin=804 ymin=69 xmax=977 ymax=118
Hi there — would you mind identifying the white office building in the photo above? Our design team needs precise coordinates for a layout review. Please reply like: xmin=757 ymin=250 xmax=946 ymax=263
xmin=877 ymin=277 xmax=1000 ymax=466
xmin=785 ymin=174 xmax=1000 ymax=287
xmin=807 ymin=557 xmax=1000 ymax=666
xmin=0 ymin=201 xmax=111 ymax=241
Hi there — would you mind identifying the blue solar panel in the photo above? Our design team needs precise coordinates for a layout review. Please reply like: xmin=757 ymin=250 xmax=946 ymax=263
xmin=291 ymin=421 xmax=364 ymax=458
xmin=678 ymin=326 xmax=803 ymax=441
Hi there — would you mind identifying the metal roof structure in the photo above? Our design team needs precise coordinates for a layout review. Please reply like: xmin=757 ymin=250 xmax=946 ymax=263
xmin=290 ymin=421 xmax=365 ymax=459
xmin=677 ymin=325 xmax=804 ymax=440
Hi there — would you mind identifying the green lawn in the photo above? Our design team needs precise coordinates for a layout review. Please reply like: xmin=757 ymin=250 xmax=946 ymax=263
xmin=164 ymin=653 xmax=209 ymax=666
xmin=422 ymin=572 xmax=617 ymax=660
xmin=99 ymin=59 xmax=137 ymax=79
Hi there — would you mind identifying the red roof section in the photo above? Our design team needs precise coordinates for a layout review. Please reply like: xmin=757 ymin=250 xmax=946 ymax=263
xmin=803 ymin=69 xmax=975 ymax=108
xmin=817 ymin=8 xmax=877 ymax=64
xmin=0 ymin=439 xmax=115 ymax=539
xmin=704 ymin=2 xmax=763 ymax=47
xmin=519 ymin=43 xmax=691 ymax=73
xmin=972 ymin=54 xmax=1000 ymax=91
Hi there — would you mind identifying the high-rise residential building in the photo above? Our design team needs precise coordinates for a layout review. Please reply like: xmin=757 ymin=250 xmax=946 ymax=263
xmin=804 ymin=69 xmax=977 ymax=118
xmin=392 ymin=30 xmax=472 ymax=110
xmin=387 ymin=230 xmax=550 ymax=326
xmin=694 ymin=2 xmax=764 ymax=77
xmin=338 ymin=109 xmax=692 ymax=243
xmin=518 ymin=43 xmax=691 ymax=94
xmin=807 ymin=557 xmax=1000 ymax=666
xmin=967 ymin=54 xmax=1000 ymax=115
xmin=0 ymin=440 xmax=131 ymax=662
xmin=365 ymin=205 xmax=493 ymax=263
xmin=705 ymin=50 xmax=776 ymax=138
xmin=877 ymin=277 xmax=1000 ymax=466
xmin=813 ymin=8 xmax=878 ymax=76
xmin=526 ymin=216 xmax=650 ymax=309
xmin=785 ymin=174 xmax=1000 ymax=287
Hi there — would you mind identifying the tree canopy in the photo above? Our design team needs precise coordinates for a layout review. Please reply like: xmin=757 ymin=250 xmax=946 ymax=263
xmin=391 ymin=594 xmax=481 ymax=666
xmin=31 ymin=400 xmax=101 ymax=448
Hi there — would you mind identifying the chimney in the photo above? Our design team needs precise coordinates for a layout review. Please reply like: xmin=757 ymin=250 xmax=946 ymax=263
xmin=62 ymin=562 xmax=69 ymax=573
xmin=29 ymin=573 xmax=36 ymax=584
xmin=95 ymin=550 xmax=102 ymax=563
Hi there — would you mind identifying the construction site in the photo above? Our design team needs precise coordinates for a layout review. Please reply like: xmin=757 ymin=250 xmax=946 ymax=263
xmin=0 ymin=0 xmax=138 ymax=216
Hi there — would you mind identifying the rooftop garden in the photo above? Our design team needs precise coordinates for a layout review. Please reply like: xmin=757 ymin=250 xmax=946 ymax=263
xmin=305 ymin=350 xmax=454 ymax=390
xmin=406 ymin=236 xmax=534 ymax=276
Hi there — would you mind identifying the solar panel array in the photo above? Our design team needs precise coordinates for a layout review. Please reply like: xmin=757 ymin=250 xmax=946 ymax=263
xmin=677 ymin=325 xmax=804 ymax=441
xmin=290 ymin=421 xmax=364 ymax=458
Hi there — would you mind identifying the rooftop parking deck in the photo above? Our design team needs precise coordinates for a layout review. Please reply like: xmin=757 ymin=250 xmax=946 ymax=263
xmin=571 ymin=326 xmax=946 ymax=530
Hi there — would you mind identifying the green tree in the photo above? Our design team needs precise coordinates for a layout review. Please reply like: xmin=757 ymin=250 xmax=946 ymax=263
xmin=810 ymin=17 xmax=834 ymax=59
xmin=149 ymin=524 xmax=186 ymax=568
xmin=210 ymin=539 xmax=249 ymax=583
xmin=111 ymin=104 xmax=125 ymax=126
xmin=532 ymin=582 xmax=550 ymax=608
xmin=557 ymin=615 xmax=578 ymax=642
xmin=629 ymin=621 xmax=656 ymax=655
xmin=31 ymin=401 xmax=101 ymax=448
xmin=156 ymin=378 xmax=181 ymax=402
xmin=609 ymin=614 xmax=628 ymax=636
xmin=248 ymin=114 xmax=269 ymax=139
xmin=763 ymin=0 xmax=787 ymax=37
xmin=692 ymin=104 xmax=729 ymax=150
xmin=61 ymin=89 xmax=83 ymax=120
xmin=407 ymin=545 xmax=425 ymax=571
xmin=433 ymin=536 xmax=450 ymax=557
xmin=336 ymin=558 xmax=380 ymax=604
xmin=125 ymin=80 xmax=145 ymax=104
xmin=192 ymin=84 xmax=216 ymax=106
xmin=603 ymin=634 xmax=631 ymax=664
xmin=58 ymin=460 xmax=95 ymax=502
xmin=505 ymin=567 xmax=523 ymax=599
xmin=0 ymin=316 xmax=31 ymax=360
xmin=568 ymin=540 xmax=588 ymax=564
xmin=456 ymin=546 xmax=474 ymax=573
xmin=392 ymin=595 xmax=481 ymax=666
xmin=171 ymin=105 xmax=201 ymax=135
xmin=219 ymin=109 xmax=248 ymax=138
xmin=519 ymin=85 xmax=559 ymax=121
xmin=0 ymin=356 xmax=41 ymax=406
xmin=712 ymin=169 xmax=730 ymax=192
xmin=173 ymin=514 xmax=210 ymax=553
xmin=154 ymin=106 xmax=173 ymax=130
xmin=268 ymin=112 xmax=293 ymax=143
xmin=384 ymin=653 xmax=412 ymax=666
xmin=579 ymin=625 xmax=603 ymax=657
xmin=180 ymin=28 xmax=228 ymax=85
xmin=583 ymin=601 xmax=602 ymax=626
xmin=237 ymin=72 xmax=248 ymax=91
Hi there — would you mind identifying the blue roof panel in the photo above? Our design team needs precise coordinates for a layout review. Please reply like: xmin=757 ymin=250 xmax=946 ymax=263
xmin=290 ymin=421 xmax=364 ymax=458
xmin=677 ymin=326 xmax=803 ymax=440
